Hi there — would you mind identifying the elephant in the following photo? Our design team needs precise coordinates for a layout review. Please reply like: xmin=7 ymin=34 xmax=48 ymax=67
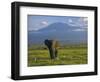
xmin=44 ymin=39 xmax=59 ymax=59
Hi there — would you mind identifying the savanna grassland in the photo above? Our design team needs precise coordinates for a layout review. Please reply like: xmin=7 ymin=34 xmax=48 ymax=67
xmin=28 ymin=44 xmax=87 ymax=67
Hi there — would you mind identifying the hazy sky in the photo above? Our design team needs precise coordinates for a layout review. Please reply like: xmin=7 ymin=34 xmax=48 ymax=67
xmin=28 ymin=15 xmax=88 ymax=31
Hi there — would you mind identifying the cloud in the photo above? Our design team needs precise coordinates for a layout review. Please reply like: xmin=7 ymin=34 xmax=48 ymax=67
xmin=78 ymin=17 xmax=87 ymax=22
xmin=68 ymin=19 xmax=73 ymax=23
xmin=82 ymin=17 xmax=88 ymax=22
xmin=29 ymin=21 xmax=49 ymax=31
xmin=77 ymin=17 xmax=88 ymax=27
xmin=41 ymin=21 xmax=48 ymax=26
xmin=32 ymin=28 xmax=39 ymax=31
xmin=67 ymin=17 xmax=88 ymax=28
xmin=78 ymin=17 xmax=88 ymax=24
xmin=33 ymin=31 xmax=41 ymax=33
xmin=73 ymin=28 xmax=87 ymax=32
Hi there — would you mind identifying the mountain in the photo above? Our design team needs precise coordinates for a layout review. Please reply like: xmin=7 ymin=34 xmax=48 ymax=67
xmin=28 ymin=22 xmax=87 ymax=45
xmin=38 ymin=22 xmax=77 ymax=32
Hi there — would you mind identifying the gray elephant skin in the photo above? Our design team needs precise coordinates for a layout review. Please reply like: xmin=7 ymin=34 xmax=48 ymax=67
xmin=44 ymin=39 xmax=59 ymax=59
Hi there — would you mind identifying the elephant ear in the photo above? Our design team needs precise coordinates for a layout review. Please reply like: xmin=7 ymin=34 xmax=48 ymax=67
xmin=55 ymin=41 xmax=60 ymax=48
xmin=52 ymin=40 xmax=60 ymax=48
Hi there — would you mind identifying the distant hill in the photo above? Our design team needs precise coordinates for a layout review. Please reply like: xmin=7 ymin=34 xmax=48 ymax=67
xmin=38 ymin=22 xmax=78 ymax=32
xmin=28 ymin=22 xmax=87 ymax=45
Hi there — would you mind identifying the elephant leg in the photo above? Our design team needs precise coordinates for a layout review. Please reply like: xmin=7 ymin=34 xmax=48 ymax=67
xmin=55 ymin=49 xmax=58 ymax=58
xmin=49 ymin=48 xmax=54 ymax=59
xmin=49 ymin=48 xmax=56 ymax=59
xmin=52 ymin=48 xmax=56 ymax=59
